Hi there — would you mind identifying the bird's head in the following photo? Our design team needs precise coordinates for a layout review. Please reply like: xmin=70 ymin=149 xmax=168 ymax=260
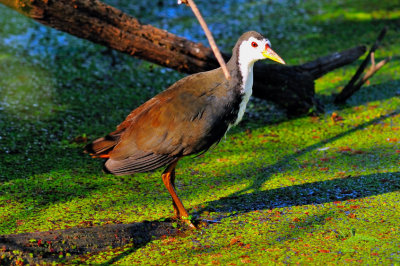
xmin=235 ymin=31 xmax=285 ymax=66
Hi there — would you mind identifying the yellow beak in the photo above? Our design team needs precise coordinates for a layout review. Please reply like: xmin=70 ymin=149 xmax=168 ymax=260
xmin=262 ymin=47 xmax=286 ymax=64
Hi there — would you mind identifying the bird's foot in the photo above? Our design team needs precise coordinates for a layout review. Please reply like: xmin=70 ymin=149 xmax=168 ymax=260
xmin=173 ymin=212 xmax=218 ymax=229
xmin=167 ymin=216 xmax=218 ymax=229
xmin=182 ymin=218 xmax=197 ymax=230
xmin=176 ymin=215 xmax=200 ymax=229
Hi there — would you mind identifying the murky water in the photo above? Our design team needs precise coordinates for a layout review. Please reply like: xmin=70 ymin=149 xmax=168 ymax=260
xmin=1 ymin=0 xmax=313 ymax=56
xmin=0 ymin=0 xmax=312 ymax=122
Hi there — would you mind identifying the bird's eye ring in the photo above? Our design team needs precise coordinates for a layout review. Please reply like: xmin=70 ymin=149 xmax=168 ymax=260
xmin=251 ymin=42 xmax=258 ymax=48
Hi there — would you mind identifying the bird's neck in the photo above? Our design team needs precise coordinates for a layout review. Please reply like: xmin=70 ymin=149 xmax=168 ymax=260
xmin=225 ymin=45 xmax=257 ymax=127
xmin=227 ymin=48 xmax=256 ymax=95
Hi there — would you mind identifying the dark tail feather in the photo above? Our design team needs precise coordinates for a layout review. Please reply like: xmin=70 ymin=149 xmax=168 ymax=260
xmin=84 ymin=132 xmax=122 ymax=158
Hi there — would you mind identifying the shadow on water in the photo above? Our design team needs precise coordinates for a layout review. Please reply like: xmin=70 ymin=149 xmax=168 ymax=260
xmin=1 ymin=168 xmax=398 ymax=265
xmin=199 ymin=172 xmax=400 ymax=215
xmin=189 ymin=107 xmax=400 ymax=218
xmin=1 ymin=171 xmax=398 ymax=264
xmin=0 ymin=219 xmax=185 ymax=265
xmin=230 ymin=109 xmax=400 ymax=197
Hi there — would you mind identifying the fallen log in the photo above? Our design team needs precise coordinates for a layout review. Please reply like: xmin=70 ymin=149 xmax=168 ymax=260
xmin=0 ymin=0 xmax=368 ymax=115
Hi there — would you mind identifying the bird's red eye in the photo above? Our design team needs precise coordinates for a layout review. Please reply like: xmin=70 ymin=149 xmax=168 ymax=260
xmin=251 ymin=42 xmax=258 ymax=48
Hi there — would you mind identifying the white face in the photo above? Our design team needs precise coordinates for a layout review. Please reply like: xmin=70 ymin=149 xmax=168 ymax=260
xmin=239 ymin=36 xmax=271 ymax=65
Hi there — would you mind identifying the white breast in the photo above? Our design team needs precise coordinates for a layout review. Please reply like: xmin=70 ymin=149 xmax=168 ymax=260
xmin=233 ymin=67 xmax=253 ymax=126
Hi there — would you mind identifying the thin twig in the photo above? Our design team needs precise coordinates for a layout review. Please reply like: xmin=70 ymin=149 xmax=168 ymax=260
xmin=179 ymin=0 xmax=231 ymax=80
xmin=370 ymin=52 xmax=376 ymax=67
xmin=359 ymin=56 xmax=391 ymax=85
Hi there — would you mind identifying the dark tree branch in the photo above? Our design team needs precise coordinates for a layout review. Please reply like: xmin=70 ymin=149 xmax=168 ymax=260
xmin=298 ymin=45 xmax=367 ymax=80
xmin=335 ymin=27 xmax=391 ymax=104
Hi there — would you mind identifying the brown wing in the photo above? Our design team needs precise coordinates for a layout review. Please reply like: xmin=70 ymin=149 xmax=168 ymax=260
xmin=103 ymin=68 xmax=229 ymax=175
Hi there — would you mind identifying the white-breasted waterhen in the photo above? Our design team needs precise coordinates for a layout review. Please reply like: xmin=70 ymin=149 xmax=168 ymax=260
xmin=85 ymin=31 xmax=285 ymax=228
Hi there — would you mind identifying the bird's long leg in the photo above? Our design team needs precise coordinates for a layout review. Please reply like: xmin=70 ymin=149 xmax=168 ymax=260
xmin=162 ymin=160 xmax=196 ymax=229
xmin=170 ymin=167 xmax=180 ymax=218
